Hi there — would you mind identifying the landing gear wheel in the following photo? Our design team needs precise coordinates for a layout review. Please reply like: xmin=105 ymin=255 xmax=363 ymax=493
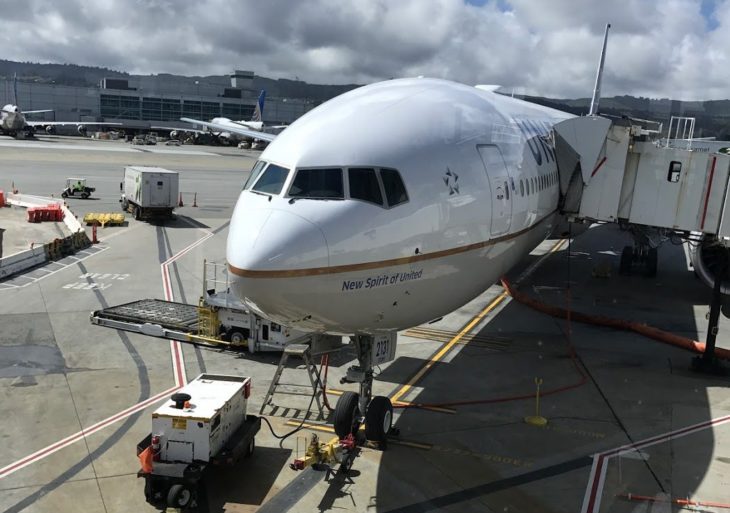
xmin=619 ymin=246 xmax=633 ymax=276
xmin=365 ymin=396 xmax=393 ymax=443
xmin=644 ymin=247 xmax=658 ymax=277
xmin=167 ymin=484 xmax=193 ymax=509
xmin=333 ymin=391 xmax=360 ymax=439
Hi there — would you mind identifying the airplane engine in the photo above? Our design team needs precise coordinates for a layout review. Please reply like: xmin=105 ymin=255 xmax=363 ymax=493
xmin=77 ymin=125 xmax=88 ymax=136
xmin=689 ymin=234 xmax=730 ymax=294
xmin=45 ymin=125 xmax=56 ymax=134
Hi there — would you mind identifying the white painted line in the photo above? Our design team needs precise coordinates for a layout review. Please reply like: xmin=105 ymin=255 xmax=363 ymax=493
xmin=0 ymin=246 xmax=111 ymax=290
xmin=581 ymin=413 xmax=730 ymax=513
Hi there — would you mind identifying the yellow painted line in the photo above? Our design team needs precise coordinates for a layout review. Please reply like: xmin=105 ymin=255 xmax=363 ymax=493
xmin=327 ymin=389 xmax=455 ymax=414
xmin=390 ymin=238 xmax=567 ymax=406
xmin=285 ymin=420 xmax=335 ymax=433
xmin=390 ymin=291 xmax=509 ymax=404
xmin=388 ymin=439 xmax=433 ymax=450
xmin=284 ymin=421 xmax=434 ymax=451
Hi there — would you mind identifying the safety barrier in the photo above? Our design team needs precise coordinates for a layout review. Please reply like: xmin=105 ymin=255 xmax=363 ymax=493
xmin=27 ymin=204 xmax=64 ymax=223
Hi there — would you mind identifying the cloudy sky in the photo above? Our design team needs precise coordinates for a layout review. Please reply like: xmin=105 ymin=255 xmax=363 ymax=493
xmin=1 ymin=0 xmax=728 ymax=100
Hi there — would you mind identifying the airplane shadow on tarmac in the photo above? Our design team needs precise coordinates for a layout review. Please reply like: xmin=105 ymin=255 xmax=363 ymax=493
xmin=370 ymin=223 xmax=727 ymax=512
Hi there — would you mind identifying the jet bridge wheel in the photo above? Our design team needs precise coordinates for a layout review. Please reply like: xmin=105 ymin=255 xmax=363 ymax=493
xmin=365 ymin=396 xmax=393 ymax=443
xmin=333 ymin=391 xmax=360 ymax=439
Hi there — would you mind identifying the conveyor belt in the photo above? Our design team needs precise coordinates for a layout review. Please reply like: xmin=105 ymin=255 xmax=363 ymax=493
xmin=92 ymin=299 xmax=200 ymax=332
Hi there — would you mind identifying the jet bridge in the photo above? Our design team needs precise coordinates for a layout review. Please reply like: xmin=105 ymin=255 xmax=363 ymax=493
xmin=554 ymin=115 xmax=730 ymax=291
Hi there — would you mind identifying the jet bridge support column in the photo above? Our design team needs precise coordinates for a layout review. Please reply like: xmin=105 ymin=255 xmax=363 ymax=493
xmin=692 ymin=259 xmax=728 ymax=375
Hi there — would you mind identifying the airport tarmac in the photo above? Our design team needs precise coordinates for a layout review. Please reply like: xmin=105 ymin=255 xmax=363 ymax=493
xmin=1 ymin=135 xmax=730 ymax=513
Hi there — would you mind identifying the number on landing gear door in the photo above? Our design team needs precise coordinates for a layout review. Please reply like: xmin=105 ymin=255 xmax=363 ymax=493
xmin=372 ymin=332 xmax=397 ymax=365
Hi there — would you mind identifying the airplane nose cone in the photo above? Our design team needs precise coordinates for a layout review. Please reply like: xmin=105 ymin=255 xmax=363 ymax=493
xmin=227 ymin=209 xmax=329 ymax=273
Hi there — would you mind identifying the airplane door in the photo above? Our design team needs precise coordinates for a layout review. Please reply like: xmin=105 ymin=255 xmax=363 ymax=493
xmin=477 ymin=145 xmax=512 ymax=236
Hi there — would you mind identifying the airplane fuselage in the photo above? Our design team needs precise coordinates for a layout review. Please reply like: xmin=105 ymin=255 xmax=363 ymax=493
xmin=0 ymin=105 xmax=27 ymax=133
xmin=226 ymin=78 xmax=572 ymax=334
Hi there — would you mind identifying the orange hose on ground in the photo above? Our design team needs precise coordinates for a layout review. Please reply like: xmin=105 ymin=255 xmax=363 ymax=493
xmin=619 ymin=493 xmax=730 ymax=509
xmin=500 ymin=278 xmax=730 ymax=361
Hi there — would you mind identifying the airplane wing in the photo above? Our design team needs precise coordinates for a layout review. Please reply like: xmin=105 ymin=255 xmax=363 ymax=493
xmin=180 ymin=117 xmax=277 ymax=142
xmin=23 ymin=109 xmax=54 ymax=115
xmin=26 ymin=121 xmax=123 ymax=127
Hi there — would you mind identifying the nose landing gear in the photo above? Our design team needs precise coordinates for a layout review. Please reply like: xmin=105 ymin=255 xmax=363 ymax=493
xmin=333 ymin=333 xmax=396 ymax=446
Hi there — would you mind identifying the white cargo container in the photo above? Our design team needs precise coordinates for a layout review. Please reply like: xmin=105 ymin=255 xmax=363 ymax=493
xmin=120 ymin=166 xmax=179 ymax=220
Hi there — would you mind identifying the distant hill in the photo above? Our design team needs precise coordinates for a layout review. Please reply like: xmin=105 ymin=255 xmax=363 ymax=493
xmin=3 ymin=59 xmax=730 ymax=137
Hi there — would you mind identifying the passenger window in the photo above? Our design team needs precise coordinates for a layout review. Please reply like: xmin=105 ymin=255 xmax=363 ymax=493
xmin=244 ymin=160 xmax=267 ymax=189
xmin=349 ymin=168 xmax=383 ymax=206
xmin=380 ymin=168 xmax=408 ymax=207
xmin=252 ymin=164 xmax=289 ymax=195
xmin=289 ymin=168 xmax=344 ymax=199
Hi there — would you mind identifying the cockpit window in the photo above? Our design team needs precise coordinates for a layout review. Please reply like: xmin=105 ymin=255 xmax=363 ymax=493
xmin=380 ymin=168 xmax=408 ymax=207
xmin=289 ymin=168 xmax=344 ymax=199
xmin=251 ymin=163 xmax=289 ymax=195
xmin=348 ymin=168 xmax=383 ymax=206
xmin=243 ymin=160 xmax=267 ymax=190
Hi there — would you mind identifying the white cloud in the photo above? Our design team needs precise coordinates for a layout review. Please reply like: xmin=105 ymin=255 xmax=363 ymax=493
xmin=0 ymin=0 xmax=726 ymax=99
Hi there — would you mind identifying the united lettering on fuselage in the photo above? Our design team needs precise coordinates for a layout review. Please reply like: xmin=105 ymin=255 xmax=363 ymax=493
xmin=513 ymin=117 xmax=556 ymax=167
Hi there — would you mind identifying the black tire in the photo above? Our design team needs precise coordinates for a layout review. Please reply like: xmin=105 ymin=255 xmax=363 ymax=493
xmin=167 ymin=483 xmax=193 ymax=509
xmin=133 ymin=205 xmax=141 ymax=221
xmin=245 ymin=438 xmax=255 ymax=458
xmin=333 ymin=391 xmax=360 ymax=439
xmin=121 ymin=199 xmax=128 ymax=212
xmin=229 ymin=329 xmax=246 ymax=345
xmin=645 ymin=247 xmax=658 ymax=277
xmin=365 ymin=396 xmax=393 ymax=443
xmin=619 ymin=246 xmax=633 ymax=276
xmin=61 ymin=191 xmax=68 ymax=198
xmin=81 ymin=192 xmax=89 ymax=199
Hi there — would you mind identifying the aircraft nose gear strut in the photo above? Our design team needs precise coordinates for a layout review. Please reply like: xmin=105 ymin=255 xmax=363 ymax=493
xmin=334 ymin=333 xmax=395 ymax=446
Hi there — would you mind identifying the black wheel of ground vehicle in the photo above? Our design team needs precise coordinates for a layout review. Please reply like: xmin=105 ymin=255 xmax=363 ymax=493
xmin=333 ymin=391 xmax=360 ymax=439
xmin=61 ymin=191 xmax=68 ymax=199
xmin=81 ymin=192 xmax=89 ymax=199
xmin=365 ymin=396 xmax=393 ymax=443
xmin=245 ymin=438 xmax=255 ymax=457
xmin=133 ymin=205 xmax=141 ymax=220
xmin=121 ymin=199 xmax=128 ymax=212
xmin=167 ymin=483 xmax=193 ymax=509
xmin=228 ymin=329 xmax=246 ymax=345
xmin=619 ymin=246 xmax=633 ymax=276
xmin=644 ymin=247 xmax=658 ymax=277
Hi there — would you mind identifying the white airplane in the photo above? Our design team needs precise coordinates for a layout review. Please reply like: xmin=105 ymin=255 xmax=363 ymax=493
xmin=222 ymin=29 xmax=612 ymax=443
xmin=176 ymin=90 xmax=285 ymax=146
xmin=2 ymin=76 xmax=120 ymax=138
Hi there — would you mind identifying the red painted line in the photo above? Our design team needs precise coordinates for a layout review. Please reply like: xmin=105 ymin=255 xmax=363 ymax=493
xmin=0 ymin=386 xmax=179 ymax=478
xmin=582 ymin=413 xmax=730 ymax=512
xmin=590 ymin=156 xmax=607 ymax=178
xmin=0 ymin=228 xmax=215 ymax=479
xmin=701 ymin=156 xmax=717 ymax=230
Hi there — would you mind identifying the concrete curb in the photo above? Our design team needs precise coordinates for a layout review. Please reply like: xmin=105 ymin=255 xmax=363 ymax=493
xmin=0 ymin=193 xmax=90 ymax=280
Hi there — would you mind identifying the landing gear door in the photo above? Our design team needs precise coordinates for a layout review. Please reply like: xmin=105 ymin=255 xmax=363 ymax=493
xmin=372 ymin=332 xmax=397 ymax=365
xmin=478 ymin=145 xmax=512 ymax=236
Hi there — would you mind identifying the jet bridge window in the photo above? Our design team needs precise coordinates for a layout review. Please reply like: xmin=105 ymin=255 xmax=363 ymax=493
xmin=380 ymin=168 xmax=408 ymax=207
xmin=289 ymin=168 xmax=344 ymax=199
xmin=349 ymin=168 xmax=384 ymax=206
xmin=251 ymin=163 xmax=290 ymax=195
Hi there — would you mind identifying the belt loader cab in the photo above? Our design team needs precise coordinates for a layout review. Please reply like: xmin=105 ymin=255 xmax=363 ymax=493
xmin=137 ymin=374 xmax=260 ymax=511
xmin=120 ymin=166 xmax=179 ymax=221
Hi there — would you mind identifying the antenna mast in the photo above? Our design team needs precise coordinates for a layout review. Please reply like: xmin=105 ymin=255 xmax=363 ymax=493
xmin=589 ymin=23 xmax=610 ymax=116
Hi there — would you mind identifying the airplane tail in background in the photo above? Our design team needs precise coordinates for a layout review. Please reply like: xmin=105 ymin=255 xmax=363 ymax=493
xmin=251 ymin=90 xmax=266 ymax=122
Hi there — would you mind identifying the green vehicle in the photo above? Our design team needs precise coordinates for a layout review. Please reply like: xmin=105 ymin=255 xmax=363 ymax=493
xmin=61 ymin=177 xmax=95 ymax=199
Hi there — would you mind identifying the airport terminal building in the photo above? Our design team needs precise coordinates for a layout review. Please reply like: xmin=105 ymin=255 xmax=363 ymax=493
xmin=0 ymin=70 xmax=313 ymax=130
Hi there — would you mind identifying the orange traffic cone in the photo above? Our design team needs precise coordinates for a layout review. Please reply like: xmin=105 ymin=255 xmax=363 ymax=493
xmin=192 ymin=192 xmax=198 ymax=207
xmin=178 ymin=192 xmax=184 ymax=207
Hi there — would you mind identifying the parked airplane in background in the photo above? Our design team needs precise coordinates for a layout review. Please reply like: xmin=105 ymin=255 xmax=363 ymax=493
xmin=1 ymin=75 xmax=120 ymax=138
xmin=179 ymin=90 xmax=286 ymax=147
